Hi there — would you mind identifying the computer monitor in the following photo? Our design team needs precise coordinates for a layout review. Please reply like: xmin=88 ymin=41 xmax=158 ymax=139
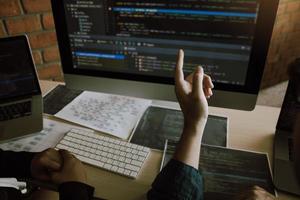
xmin=51 ymin=0 xmax=279 ymax=111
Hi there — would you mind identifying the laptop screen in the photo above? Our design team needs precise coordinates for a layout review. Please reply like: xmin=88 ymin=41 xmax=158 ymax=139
xmin=0 ymin=36 xmax=40 ymax=101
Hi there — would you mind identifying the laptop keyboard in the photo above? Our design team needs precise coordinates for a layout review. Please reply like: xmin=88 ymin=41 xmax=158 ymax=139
xmin=0 ymin=101 xmax=31 ymax=121
xmin=288 ymin=138 xmax=294 ymax=162
xmin=43 ymin=85 xmax=83 ymax=115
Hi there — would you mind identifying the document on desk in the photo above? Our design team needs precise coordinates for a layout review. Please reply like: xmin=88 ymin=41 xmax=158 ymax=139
xmin=0 ymin=118 xmax=71 ymax=152
xmin=55 ymin=91 xmax=152 ymax=139
xmin=161 ymin=142 xmax=275 ymax=200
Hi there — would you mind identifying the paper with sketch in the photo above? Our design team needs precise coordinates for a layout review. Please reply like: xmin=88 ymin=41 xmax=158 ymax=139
xmin=0 ymin=118 xmax=72 ymax=152
xmin=55 ymin=91 xmax=152 ymax=139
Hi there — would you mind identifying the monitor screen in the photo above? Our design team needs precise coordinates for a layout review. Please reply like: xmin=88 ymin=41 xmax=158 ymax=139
xmin=0 ymin=36 xmax=40 ymax=101
xmin=64 ymin=0 xmax=259 ymax=86
xmin=52 ymin=0 xmax=279 ymax=106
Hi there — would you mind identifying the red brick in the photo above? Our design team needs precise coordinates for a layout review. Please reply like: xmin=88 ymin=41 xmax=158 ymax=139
xmin=37 ymin=63 xmax=64 ymax=81
xmin=42 ymin=13 xmax=55 ymax=29
xmin=281 ymin=21 xmax=294 ymax=33
xmin=0 ymin=0 xmax=21 ymax=17
xmin=22 ymin=0 xmax=51 ymax=13
xmin=32 ymin=50 xmax=43 ymax=65
xmin=293 ymin=47 xmax=300 ymax=57
xmin=276 ymin=4 xmax=286 ymax=15
xmin=266 ymin=44 xmax=280 ymax=64
xmin=0 ymin=21 xmax=6 ymax=37
xmin=261 ymin=3 xmax=300 ymax=90
xmin=43 ymin=46 xmax=60 ymax=62
xmin=5 ymin=15 xmax=41 ymax=35
xmin=290 ymin=12 xmax=300 ymax=22
xmin=286 ymin=1 xmax=300 ymax=12
xmin=268 ymin=53 xmax=280 ymax=64
xmin=288 ymin=31 xmax=300 ymax=41
xmin=276 ymin=12 xmax=291 ymax=23
xmin=29 ymin=31 xmax=57 ymax=49
xmin=271 ymin=32 xmax=283 ymax=42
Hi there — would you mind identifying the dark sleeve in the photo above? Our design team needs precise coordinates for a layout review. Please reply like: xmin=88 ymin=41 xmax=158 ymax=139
xmin=0 ymin=149 xmax=35 ymax=178
xmin=58 ymin=181 xmax=95 ymax=200
xmin=147 ymin=159 xmax=203 ymax=200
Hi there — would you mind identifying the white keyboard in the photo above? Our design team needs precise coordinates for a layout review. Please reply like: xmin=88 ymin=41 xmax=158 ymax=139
xmin=56 ymin=129 xmax=150 ymax=178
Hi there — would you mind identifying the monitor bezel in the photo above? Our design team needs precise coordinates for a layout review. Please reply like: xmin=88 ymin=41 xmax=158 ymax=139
xmin=51 ymin=0 xmax=279 ymax=95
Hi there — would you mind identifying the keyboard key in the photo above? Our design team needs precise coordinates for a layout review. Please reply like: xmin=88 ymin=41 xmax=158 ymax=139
xmin=104 ymin=163 xmax=112 ymax=170
xmin=111 ymin=166 xmax=118 ymax=172
xmin=118 ymin=168 xmax=125 ymax=174
xmin=101 ymin=157 xmax=108 ymax=163
xmin=107 ymin=159 xmax=113 ymax=164
xmin=124 ymin=170 xmax=131 ymax=176
xmin=131 ymin=160 xmax=142 ymax=167
xmin=130 ymin=171 xmax=138 ymax=177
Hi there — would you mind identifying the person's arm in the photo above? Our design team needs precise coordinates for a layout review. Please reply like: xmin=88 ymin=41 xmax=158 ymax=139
xmin=147 ymin=49 xmax=213 ymax=200
xmin=173 ymin=49 xmax=212 ymax=169
xmin=0 ymin=149 xmax=35 ymax=178
xmin=0 ymin=148 xmax=62 ymax=180
xmin=294 ymin=113 xmax=300 ymax=182
xmin=0 ymin=147 xmax=93 ymax=200
xmin=0 ymin=148 xmax=62 ymax=200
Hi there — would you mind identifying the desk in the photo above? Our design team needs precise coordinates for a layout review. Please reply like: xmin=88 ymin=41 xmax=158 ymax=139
xmin=36 ymin=80 xmax=300 ymax=200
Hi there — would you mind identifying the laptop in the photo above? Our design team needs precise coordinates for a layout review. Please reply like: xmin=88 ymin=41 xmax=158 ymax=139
xmin=0 ymin=36 xmax=43 ymax=141
xmin=273 ymin=59 xmax=300 ymax=195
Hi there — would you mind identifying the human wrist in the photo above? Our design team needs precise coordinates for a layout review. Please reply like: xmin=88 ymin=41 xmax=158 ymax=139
xmin=183 ymin=118 xmax=206 ymax=137
xmin=61 ymin=175 xmax=87 ymax=184
xmin=184 ymin=115 xmax=207 ymax=128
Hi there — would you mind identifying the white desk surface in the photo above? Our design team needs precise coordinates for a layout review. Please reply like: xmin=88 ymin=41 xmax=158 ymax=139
xmin=35 ymin=80 xmax=300 ymax=200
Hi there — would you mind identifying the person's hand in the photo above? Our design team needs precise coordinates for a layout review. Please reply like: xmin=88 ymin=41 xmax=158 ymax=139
xmin=175 ymin=49 xmax=214 ymax=128
xmin=31 ymin=148 xmax=62 ymax=181
xmin=51 ymin=150 xmax=87 ymax=185
xmin=235 ymin=186 xmax=276 ymax=200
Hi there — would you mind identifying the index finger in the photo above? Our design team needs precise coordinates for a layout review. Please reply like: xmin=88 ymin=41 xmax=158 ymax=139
xmin=204 ymin=74 xmax=214 ymax=89
xmin=175 ymin=49 xmax=185 ymax=85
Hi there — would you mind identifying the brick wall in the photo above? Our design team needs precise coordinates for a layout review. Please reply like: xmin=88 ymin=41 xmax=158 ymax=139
xmin=261 ymin=0 xmax=300 ymax=88
xmin=0 ymin=0 xmax=300 ymax=87
xmin=0 ymin=0 xmax=63 ymax=81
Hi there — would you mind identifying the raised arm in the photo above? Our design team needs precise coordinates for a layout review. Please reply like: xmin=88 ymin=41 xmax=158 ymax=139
xmin=173 ymin=49 xmax=213 ymax=169
xmin=147 ymin=49 xmax=213 ymax=200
